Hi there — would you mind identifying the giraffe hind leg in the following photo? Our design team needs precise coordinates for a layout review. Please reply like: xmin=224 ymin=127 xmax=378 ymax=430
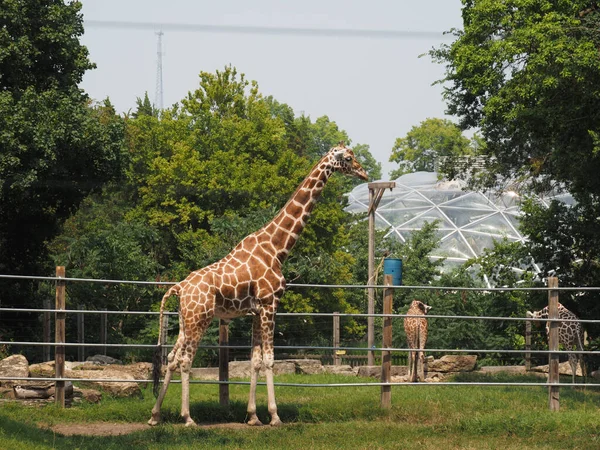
xmin=148 ymin=341 xmax=182 ymax=425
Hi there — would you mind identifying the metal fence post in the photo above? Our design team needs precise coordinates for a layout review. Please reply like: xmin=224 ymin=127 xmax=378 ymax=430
xmin=100 ymin=308 xmax=107 ymax=356
xmin=525 ymin=320 xmax=531 ymax=372
xmin=43 ymin=298 xmax=52 ymax=362
xmin=77 ymin=304 xmax=85 ymax=362
xmin=548 ymin=276 xmax=560 ymax=411
xmin=54 ymin=266 xmax=66 ymax=407
xmin=333 ymin=312 xmax=340 ymax=366
xmin=381 ymin=274 xmax=393 ymax=409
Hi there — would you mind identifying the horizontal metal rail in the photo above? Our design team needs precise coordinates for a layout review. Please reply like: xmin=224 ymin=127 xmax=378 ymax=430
xmin=0 ymin=306 xmax=595 ymax=324
xmin=0 ymin=376 xmax=597 ymax=388
xmin=2 ymin=273 xmax=600 ymax=291
xmin=0 ymin=340 xmax=595 ymax=355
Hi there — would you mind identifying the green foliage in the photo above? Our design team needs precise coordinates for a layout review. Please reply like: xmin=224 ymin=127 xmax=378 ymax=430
xmin=389 ymin=118 xmax=480 ymax=179
xmin=431 ymin=1 xmax=600 ymax=195
xmin=430 ymin=0 xmax=600 ymax=336
xmin=0 ymin=1 xmax=126 ymax=356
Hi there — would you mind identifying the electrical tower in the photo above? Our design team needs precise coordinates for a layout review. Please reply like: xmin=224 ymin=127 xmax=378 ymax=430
xmin=154 ymin=30 xmax=164 ymax=111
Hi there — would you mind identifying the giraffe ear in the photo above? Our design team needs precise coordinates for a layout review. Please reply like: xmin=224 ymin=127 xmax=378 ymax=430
xmin=332 ymin=149 xmax=346 ymax=161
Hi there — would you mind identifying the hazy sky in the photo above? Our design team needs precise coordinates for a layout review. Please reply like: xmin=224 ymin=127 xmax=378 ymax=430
xmin=79 ymin=0 xmax=464 ymax=177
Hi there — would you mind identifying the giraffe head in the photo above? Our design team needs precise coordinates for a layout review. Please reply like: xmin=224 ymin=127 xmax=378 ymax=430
xmin=527 ymin=303 xmax=564 ymax=319
xmin=328 ymin=142 xmax=369 ymax=181
xmin=410 ymin=300 xmax=432 ymax=314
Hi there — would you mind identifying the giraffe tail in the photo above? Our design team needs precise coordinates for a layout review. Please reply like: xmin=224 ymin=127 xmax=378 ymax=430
xmin=152 ymin=284 xmax=180 ymax=397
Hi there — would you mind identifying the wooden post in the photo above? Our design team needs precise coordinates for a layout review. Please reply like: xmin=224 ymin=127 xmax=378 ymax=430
xmin=77 ymin=304 xmax=85 ymax=362
xmin=548 ymin=276 xmax=560 ymax=411
xmin=381 ymin=274 xmax=393 ymax=409
xmin=100 ymin=308 xmax=107 ymax=356
xmin=54 ymin=266 xmax=66 ymax=408
xmin=367 ymin=181 xmax=395 ymax=366
xmin=43 ymin=298 xmax=52 ymax=362
xmin=219 ymin=319 xmax=229 ymax=406
xmin=333 ymin=312 xmax=340 ymax=366
xmin=525 ymin=320 xmax=531 ymax=371
xmin=160 ymin=315 xmax=169 ymax=366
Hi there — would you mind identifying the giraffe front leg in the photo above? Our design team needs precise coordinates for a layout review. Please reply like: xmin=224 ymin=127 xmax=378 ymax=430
xmin=261 ymin=316 xmax=281 ymax=427
xmin=247 ymin=315 xmax=264 ymax=426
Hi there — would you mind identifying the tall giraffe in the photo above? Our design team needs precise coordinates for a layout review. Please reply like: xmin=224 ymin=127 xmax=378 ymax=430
xmin=148 ymin=143 xmax=368 ymax=427
xmin=527 ymin=303 xmax=586 ymax=383
xmin=403 ymin=300 xmax=432 ymax=382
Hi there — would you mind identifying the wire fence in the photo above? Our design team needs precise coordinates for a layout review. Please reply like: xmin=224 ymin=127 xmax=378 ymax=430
xmin=1 ymin=272 xmax=600 ymax=393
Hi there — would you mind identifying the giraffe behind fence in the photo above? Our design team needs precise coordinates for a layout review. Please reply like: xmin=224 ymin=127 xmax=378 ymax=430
xmin=148 ymin=143 xmax=368 ymax=427
xmin=403 ymin=300 xmax=432 ymax=382
xmin=526 ymin=303 xmax=586 ymax=383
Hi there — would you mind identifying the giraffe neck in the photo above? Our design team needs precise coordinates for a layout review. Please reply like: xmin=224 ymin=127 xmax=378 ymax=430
xmin=263 ymin=155 xmax=334 ymax=262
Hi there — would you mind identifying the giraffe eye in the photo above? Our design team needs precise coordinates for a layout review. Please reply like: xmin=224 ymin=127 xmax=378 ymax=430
xmin=344 ymin=156 xmax=352 ymax=162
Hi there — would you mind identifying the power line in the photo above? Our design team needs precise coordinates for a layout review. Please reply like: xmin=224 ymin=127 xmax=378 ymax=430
xmin=84 ymin=20 xmax=455 ymax=40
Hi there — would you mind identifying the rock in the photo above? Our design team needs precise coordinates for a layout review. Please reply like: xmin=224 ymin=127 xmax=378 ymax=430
xmin=287 ymin=359 xmax=324 ymax=375
xmin=477 ymin=366 xmax=528 ymax=375
xmin=357 ymin=366 xmax=408 ymax=379
xmin=228 ymin=360 xmax=296 ymax=378
xmin=86 ymin=355 xmax=122 ymax=365
xmin=323 ymin=365 xmax=357 ymax=375
xmin=14 ymin=381 xmax=73 ymax=399
xmin=0 ymin=355 xmax=29 ymax=386
xmin=427 ymin=355 xmax=477 ymax=373
xmin=70 ymin=368 xmax=141 ymax=397
xmin=531 ymin=361 xmax=584 ymax=377
xmin=73 ymin=387 xmax=102 ymax=403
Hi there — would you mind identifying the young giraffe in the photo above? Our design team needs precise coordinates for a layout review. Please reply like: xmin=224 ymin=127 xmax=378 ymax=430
xmin=148 ymin=143 xmax=368 ymax=427
xmin=403 ymin=300 xmax=432 ymax=382
xmin=527 ymin=303 xmax=586 ymax=383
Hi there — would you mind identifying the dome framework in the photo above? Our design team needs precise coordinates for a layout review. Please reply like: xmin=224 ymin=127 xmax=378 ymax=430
xmin=345 ymin=172 xmax=570 ymax=280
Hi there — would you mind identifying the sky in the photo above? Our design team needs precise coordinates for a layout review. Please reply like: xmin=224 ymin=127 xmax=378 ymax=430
xmin=79 ymin=0 xmax=464 ymax=178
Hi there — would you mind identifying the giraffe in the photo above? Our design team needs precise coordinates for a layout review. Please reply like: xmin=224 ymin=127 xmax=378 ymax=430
xmin=403 ymin=300 xmax=432 ymax=382
xmin=148 ymin=143 xmax=368 ymax=427
xmin=526 ymin=303 xmax=586 ymax=383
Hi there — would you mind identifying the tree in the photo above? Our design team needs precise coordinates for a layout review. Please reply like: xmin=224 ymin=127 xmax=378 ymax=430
xmin=0 ymin=1 xmax=125 ymax=276
xmin=388 ymin=118 xmax=479 ymax=179
xmin=431 ymin=1 xmax=600 ymax=196
xmin=430 ymin=1 xmax=600 ymax=316
xmin=0 ymin=1 xmax=126 ymax=358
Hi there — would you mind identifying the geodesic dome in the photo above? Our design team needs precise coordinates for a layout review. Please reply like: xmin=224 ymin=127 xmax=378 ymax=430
xmin=345 ymin=172 xmax=572 ymax=279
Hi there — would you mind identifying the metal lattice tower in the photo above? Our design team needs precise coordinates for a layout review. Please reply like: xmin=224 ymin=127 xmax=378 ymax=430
xmin=154 ymin=31 xmax=164 ymax=111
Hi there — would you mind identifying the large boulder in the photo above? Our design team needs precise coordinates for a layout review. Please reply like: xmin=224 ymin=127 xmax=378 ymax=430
xmin=29 ymin=360 xmax=151 ymax=397
xmin=531 ymin=361 xmax=584 ymax=377
xmin=85 ymin=355 xmax=122 ymax=365
xmin=228 ymin=360 xmax=296 ymax=378
xmin=0 ymin=355 xmax=29 ymax=387
xmin=323 ymin=365 xmax=357 ymax=376
xmin=287 ymin=359 xmax=324 ymax=375
xmin=427 ymin=355 xmax=477 ymax=373
xmin=357 ymin=365 xmax=407 ymax=379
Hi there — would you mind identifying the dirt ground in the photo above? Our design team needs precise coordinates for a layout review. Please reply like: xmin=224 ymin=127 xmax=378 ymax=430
xmin=46 ymin=421 xmax=257 ymax=436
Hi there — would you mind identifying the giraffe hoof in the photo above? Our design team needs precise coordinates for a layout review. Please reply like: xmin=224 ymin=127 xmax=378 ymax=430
xmin=183 ymin=418 xmax=197 ymax=427
xmin=247 ymin=416 xmax=264 ymax=426
xmin=269 ymin=417 xmax=283 ymax=427
xmin=148 ymin=416 xmax=161 ymax=426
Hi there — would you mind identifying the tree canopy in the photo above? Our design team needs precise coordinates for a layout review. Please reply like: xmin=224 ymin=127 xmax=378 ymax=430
xmin=388 ymin=118 xmax=481 ymax=179
xmin=431 ymin=1 xmax=600 ymax=196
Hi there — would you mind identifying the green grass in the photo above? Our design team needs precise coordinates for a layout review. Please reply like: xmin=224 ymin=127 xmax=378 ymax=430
xmin=1 ymin=373 xmax=600 ymax=449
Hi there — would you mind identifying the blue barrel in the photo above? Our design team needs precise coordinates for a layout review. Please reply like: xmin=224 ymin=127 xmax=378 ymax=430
xmin=383 ymin=258 xmax=402 ymax=285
